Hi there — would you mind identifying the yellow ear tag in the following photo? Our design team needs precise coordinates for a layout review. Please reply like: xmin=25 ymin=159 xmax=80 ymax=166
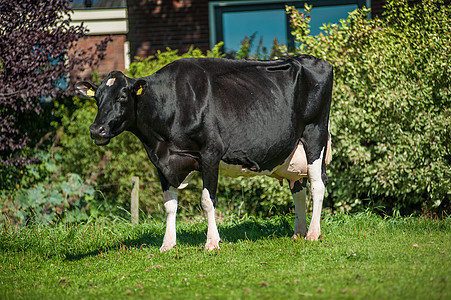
xmin=87 ymin=88 xmax=95 ymax=97
xmin=136 ymin=86 xmax=143 ymax=96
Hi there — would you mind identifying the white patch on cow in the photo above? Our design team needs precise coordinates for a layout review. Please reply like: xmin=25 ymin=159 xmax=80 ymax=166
xmin=292 ymin=188 xmax=307 ymax=239
xmin=306 ymin=147 xmax=325 ymax=241
xmin=201 ymin=188 xmax=221 ymax=250
xmin=177 ymin=171 xmax=196 ymax=189
xmin=106 ymin=78 xmax=116 ymax=87
xmin=160 ymin=187 xmax=178 ymax=252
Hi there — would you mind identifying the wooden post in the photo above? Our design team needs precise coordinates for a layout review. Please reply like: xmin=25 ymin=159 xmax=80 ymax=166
xmin=131 ymin=176 xmax=139 ymax=225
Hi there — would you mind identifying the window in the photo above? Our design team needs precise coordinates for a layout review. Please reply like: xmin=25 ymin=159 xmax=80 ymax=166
xmin=222 ymin=9 xmax=288 ymax=54
xmin=209 ymin=0 xmax=368 ymax=55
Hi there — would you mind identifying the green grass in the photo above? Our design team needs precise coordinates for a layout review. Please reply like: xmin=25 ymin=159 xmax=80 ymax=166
xmin=0 ymin=212 xmax=449 ymax=299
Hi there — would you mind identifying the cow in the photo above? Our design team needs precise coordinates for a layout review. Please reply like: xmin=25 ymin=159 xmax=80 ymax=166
xmin=75 ymin=55 xmax=333 ymax=252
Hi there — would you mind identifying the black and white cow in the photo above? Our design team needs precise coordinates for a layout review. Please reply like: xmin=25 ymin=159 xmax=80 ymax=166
xmin=75 ymin=55 xmax=333 ymax=251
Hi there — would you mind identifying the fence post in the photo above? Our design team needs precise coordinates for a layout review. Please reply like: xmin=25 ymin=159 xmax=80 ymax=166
xmin=131 ymin=176 xmax=139 ymax=225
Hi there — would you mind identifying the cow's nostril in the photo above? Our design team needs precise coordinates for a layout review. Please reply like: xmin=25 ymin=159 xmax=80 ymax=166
xmin=99 ymin=127 xmax=106 ymax=136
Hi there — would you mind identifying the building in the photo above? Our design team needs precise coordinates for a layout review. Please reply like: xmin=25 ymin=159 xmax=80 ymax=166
xmin=127 ymin=0 xmax=375 ymax=59
xmin=71 ymin=0 xmax=391 ymax=76
xmin=69 ymin=0 xmax=129 ymax=79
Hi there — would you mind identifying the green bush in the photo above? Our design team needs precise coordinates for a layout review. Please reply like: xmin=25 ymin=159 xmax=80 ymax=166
xmin=218 ymin=176 xmax=293 ymax=218
xmin=61 ymin=0 xmax=451 ymax=218
xmin=0 ymin=152 xmax=98 ymax=226
xmin=280 ymin=0 xmax=450 ymax=215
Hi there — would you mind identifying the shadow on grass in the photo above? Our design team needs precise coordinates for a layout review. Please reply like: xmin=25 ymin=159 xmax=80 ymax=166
xmin=64 ymin=217 xmax=294 ymax=261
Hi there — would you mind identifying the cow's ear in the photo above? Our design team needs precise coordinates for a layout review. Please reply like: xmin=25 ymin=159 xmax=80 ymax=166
xmin=75 ymin=82 xmax=97 ymax=97
xmin=133 ymin=79 xmax=147 ymax=96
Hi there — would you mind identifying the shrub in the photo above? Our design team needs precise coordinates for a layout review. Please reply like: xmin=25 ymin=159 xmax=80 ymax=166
xmin=0 ymin=152 xmax=98 ymax=226
xmin=218 ymin=176 xmax=294 ymax=218
xmin=280 ymin=0 xmax=450 ymax=215
xmin=0 ymin=0 xmax=110 ymax=225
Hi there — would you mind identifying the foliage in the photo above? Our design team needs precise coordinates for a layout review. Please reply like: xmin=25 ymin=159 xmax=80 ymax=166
xmin=0 ymin=0 xmax=111 ymax=226
xmin=235 ymin=33 xmax=283 ymax=60
xmin=0 ymin=213 xmax=449 ymax=298
xmin=0 ymin=152 xmax=99 ymax=226
xmin=218 ymin=176 xmax=294 ymax=218
xmin=0 ymin=0 xmax=109 ymax=168
xmin=266 ymin=0 xmax=450 ymax=215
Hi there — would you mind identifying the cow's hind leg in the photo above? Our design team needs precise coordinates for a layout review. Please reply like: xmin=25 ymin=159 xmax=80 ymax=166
xmin=290 ymin=178 xmax=308 ymax=239
xmin=159 ymin=170 xmax=178 ymax=252
xmin=302 ymin=125 xmax=329 ymax=241
xmin=306 ymin=147 xmax=326 ymax=241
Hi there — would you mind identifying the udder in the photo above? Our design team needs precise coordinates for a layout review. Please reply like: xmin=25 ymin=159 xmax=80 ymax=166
xmin=273 ymin=142 xmax=308 ymax=187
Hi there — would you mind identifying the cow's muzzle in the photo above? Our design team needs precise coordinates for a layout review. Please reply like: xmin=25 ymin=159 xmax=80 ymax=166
xmin=90 ymin=124 xmax=111 ymax=146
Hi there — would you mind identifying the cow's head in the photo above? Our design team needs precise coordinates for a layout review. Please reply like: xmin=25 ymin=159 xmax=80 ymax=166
xmin=75 ymin=71 xmax=146 ymax=146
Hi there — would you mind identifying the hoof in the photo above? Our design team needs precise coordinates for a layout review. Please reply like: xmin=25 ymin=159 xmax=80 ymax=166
xmin=205 ymin=239 xmax=221 ymax=251
xmin=305 ymin=232 xmax=322 ymax=241
xmin=160 ymin=243 xmax=176 ymax=252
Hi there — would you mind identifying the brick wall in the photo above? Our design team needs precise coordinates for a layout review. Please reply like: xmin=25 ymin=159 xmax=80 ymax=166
xmin=126 ymin=0 xmax=210 ymax=59
xmin=72 ymin=34 xmax=126 ymax=80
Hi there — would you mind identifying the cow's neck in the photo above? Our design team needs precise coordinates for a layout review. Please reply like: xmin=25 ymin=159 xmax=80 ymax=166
xmin=129 ymin=96 xmax=168 ymax=168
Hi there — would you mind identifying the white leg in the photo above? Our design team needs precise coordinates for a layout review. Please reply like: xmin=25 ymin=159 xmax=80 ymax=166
xmin=306 ymin=148 xmax=325 ymax=241
xmin=201 ymin=188 xmax=221 ymax=250
xmin=292 ymin=188 xmax=307 ymax=239
xmin=160 ymin=187 xmax=178 ymax=252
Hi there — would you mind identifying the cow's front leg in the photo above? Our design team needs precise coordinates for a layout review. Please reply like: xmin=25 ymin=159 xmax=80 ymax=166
xmin=201 ymin=159 xmax=221 ymax=250
xmin=202 ymin=188 xmax=221 ymax=250
xmin=160 ymin=186 xmax=178 ymax=252
xmin=290 ymin=179 xmax=308 ymax=239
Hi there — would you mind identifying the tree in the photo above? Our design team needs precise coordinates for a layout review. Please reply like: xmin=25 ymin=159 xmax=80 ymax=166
xmin=0 ymin=0 xmax=109 ymax=167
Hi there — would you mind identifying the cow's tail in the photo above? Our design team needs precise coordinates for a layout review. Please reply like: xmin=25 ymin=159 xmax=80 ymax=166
xmin=325 ymin=131 xmax=332 ymax=165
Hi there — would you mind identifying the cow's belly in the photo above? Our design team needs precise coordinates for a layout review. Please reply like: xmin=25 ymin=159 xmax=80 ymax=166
xmin=176 ymin=142 xmax=308 ymax=189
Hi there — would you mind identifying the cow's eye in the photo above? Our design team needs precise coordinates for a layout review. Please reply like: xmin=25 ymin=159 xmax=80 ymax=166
xmin=118 ymin=95 xmax=127 ymax=102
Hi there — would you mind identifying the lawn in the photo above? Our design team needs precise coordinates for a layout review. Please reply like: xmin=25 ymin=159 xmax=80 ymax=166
xmin=0 ymin=212 xmax=449 ymax=299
